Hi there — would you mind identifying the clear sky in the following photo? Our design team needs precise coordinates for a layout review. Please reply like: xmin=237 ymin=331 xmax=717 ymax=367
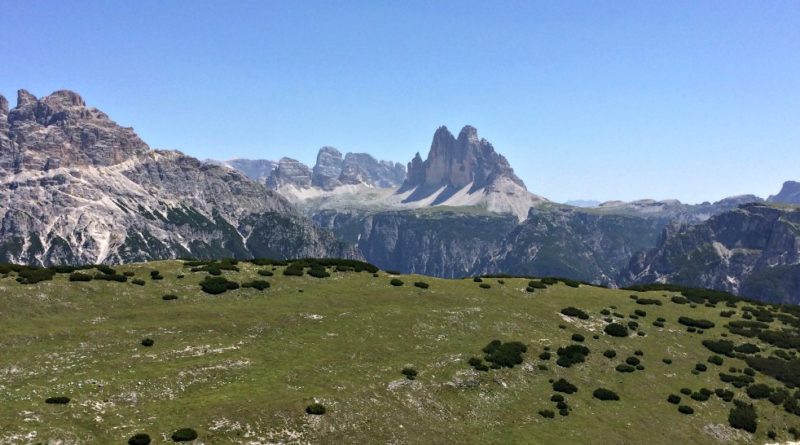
xmin=1 ymin=1 xmax=798 ymax=203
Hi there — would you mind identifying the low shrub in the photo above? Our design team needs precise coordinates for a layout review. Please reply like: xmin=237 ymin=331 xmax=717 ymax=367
xmin=702 ymin=339 xmax=735 ymax=356
xmin=715 ymin=388 xmax=735 ymax=402
xmin=200 ymin=276 xmax=239 ymax=294
xmin=708 ymin=355 xmax=724 ymax=366
xmin=672 ymin=296 xmax=689 ymax=304
xmin=728 ymin=402 xmax=758 ymax=433
xmin=539 ymin=409 xmax=555 ymax=418
xmin=96 ymin=265 xmax=116 ymax=275
xmin=634 ymin=309 xmax=647 ymax=317
xmin=663 ymin=358 xmax=673 ymax=364
xmin=550 ymin=394 xmax=564 ymax=402
xmin=401 ymin=367 xmax=418 ymax=380
xmin=390 ymin=278 xmax=404 ymax=287
xmin=539 ymin=352 xmax=552 ymax=360
xmin=128 ymin=433 xmax=151 ymax=445
xmin=695 ymin=363 xmax=708 ymax=372
xmin=468 ymin=357 xmax=483 ymax=367
xmin=257 ymin=269 xmax=274 ymax=277
xmin=242 ymin=280 xmax=270 ymax=290
xmin=571 ymin=334 xmax=585 ymax=342
xmin=691 ymin=391 xmax=710 ymax=402
xmin=593 ymin=388 xmax=620 ymax=401
xmin=678 ymin=317 xmax=715 ymax=329
xmin=625 ymin=357 xmax=640 ymax=366
xmin=560 ymin=307 xmax=590 ymax=320
xmin=141 ymin=338 xmax=154 ymax=347
xmin=171 ymin=428 xmax=198 ymax=442
xmin=556 ymin=344 xmax=590 ymax=368
xmin=414 ymin=281 xmax=429 ymax=289
xmin=552 ymin=378 xmax=578 ymax=394
xmin=45 ymin=396 xmax=70 ymax=404
xmin=636 ymin=298 xmax=662 ymax=306
xmin=484 ymin=340 xmax=527 ymax=368
xmin=604 ymin=323 xmax=629 ymax=337
xmin=306 ymin=403 xmax=326 ymax=415
xmin=162 ymin=294 xmax=178 ymax=301
xmin=479 ymin=283 xmax=491 ymax=289
xmin=69 ymin=272 xmax=93 ymax=282
xmin=603 ymin=350 xmax=617 ymax=359
xmin=94 ymin=273 xmax=128 ymax=282
xmin=615 ymin=364 xmax=635 ymax=373
xmin=473 ymin=277 xmax=483 ymax=282
xmin=307 ymin=267 xmax=330 ymax=278
xmin=667 ymin=394 xmax=681 ymax=404
xmin=746 ymin=384 xmax=773 ymax=400
xmin=680 ymin=388 xmax=692 ymax=395
xmin=150 ymin=270 xmax=164 ymax=280
xmin=132 ymin=278 xmax=145 ymax=286
xmin=678 ymin=405 xmax=694 ymax=415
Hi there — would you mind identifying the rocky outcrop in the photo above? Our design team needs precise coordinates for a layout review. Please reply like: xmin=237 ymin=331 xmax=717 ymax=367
xmin=340 ymin=153 xmax=405 ymax=188
xmin=266 ymin=157 xmax=313 ymax=189
xmin=219 ymin=159 xmax=277 ymax=183
xmin=311 ymin=147 xmax=344 ymax=190
xmin=594 ymin=195 xmax=764 ymax=224
xmin=768 ymin=181 xmax=800 ymax=205
xmin=623 ymin=203 xmax=800 ymax=304
xmin=0 ymin=89 xmax=354 ymax=265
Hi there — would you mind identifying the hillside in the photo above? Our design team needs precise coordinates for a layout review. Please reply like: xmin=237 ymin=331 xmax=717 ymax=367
xmin=2 ymin=260 xmax=800 ymax=444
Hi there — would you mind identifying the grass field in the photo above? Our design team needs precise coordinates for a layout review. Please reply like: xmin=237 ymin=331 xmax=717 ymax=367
xmin=1 ymin=260 xmax=799 ymax=444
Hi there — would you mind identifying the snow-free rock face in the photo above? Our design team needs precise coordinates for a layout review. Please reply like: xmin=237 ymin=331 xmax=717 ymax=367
xmin=266 ymin=157 xmax=313 ymax=189
xmin=768 ymin=181 xmax=800 ymax=205
xmin=623 ymin=203 xmax=800 ymax=304
xmin=312 ymin=146 xmax=344 ymax=190
xmin=219 ymin=158 xmax=277 ymax=183
xmin=0 ymin=89 xmax=354 ymax=265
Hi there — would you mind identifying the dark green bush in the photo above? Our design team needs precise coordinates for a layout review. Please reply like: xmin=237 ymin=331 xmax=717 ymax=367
xmin=625 ymin=357 xmax=640 ymax=366
xmin=306 ymin=403 xmax=326 ymax=415
xmin=746 ymin=384 xmax=773 ymax=399
xmin=200 ymin=276 xmax=239 ymax=294
xmin=539 ymin=352 xmax=552 ymax=360
xmin=307 ymin=267 xmax=330 ymax=278
xmin=96 ymin=265 xmax=116 ymax=275
xmin=390 ymin=278 xmax=404 ymax=287
xmin=69 ymin=272 xmax=93 ymax=282
xmin=414 ymin=282 xmax=429 ymax=289
xmin=556 ymin=401 xmax=568 ymax=410
xmin=615 ymin=364 xmax=635 ymax=373
xmin=691 ymin=391 xmax=710 ymax=402
xmin=141 ymin=338 xmax=154 ymax=347
xmin=45 ymin=396 xmax=70 ymax=404
xmin=702 ymin=339 xmax=734 ymax=356
xmin=634 ymin=309 xmax=647 ymax=317
xmin=715 ymin=388 xmax=735 ymax=402
xmin=401 ymin=367 xmax=418 ymax=380
xmin=678 ymin=405 xmax=694 ymax=415
xmin=672 ymin=296 xmax=689 ymax=304
xmin=552 ymin=378 xmax=578 ymax=394
xmin=663 ymin=358 xmax=673 ymax=364
xmin=283 ymin=264 xmax=304 ymax=276
xmin=150 ymin=270 xmax=164 ymax=280
xmin=593 ymin=388 xmax=620 ymax=401
xmin=556 ymin=344 xmax=590 ymax=368
xmin=571 ymin=333 xmax=585 ymax=342
xmin=132 ymin=278 xmax=145 ymax=286
xmin=680 ymin=388 xmax=692 ymax=395
xmin=171 ymin=428 xmax=198 ymax=442
xmin=550 ymin=394 xmax=564 ymax=402
xmin=708 ymin=355 xmax=724 ymax=366
xmin=604 ymin=323 xmax=629 ymax=337
xmin=728 ymin=402 xmax=757 ymax=433
xmin=539 ymin=409 xmax=555 ymax=418
xmin=678 ymin=317 xmax=715 ymax=329
xmin=94 ymin=273 xmax=128 ymax=282
xmin=257 ymin=269 xmax=274 ymax=277
xmin=484 ymin=340 xmax=527 ymax=368
xmin=473 ymin=277 xmax=483 ymax=282
xmin=768 ymin=389 xmax=789 ymax=405
xmin=128 ymin=433 xmax=151 ymax=445
xmin=162 ymin=294 xmax=178 ymax=301
xmin=603 ymin=350 xmax=617 ymax=359
xmin=695 ymin=363 xmax=708 ymax=372
xmin=667 ymin=394 xmax=681 ymax=404
xmin=124 ymin=271 xmax=136 ymax=277
xmin=242 ymin=280 xmax=270 ymax=290
xmin=560 ymin=307 xmax=590 ymax=320
xmin=634 ymin=350 xmax=644 ymax=356
xmin=479 ymin=283 xmax=491 ymax=289
xmin=636 ymin=298 xmax=662 ymax=306
xmin=600 ymin=309 xmax=611 ymax=315
xmin=527 ymin=280 xmax=547 ymax=289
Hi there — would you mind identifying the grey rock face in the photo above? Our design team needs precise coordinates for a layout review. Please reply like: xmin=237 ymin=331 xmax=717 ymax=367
xmin=768 ymin=181 xmax=800 ymax=204
xmin=312 ymin=146 xmax=343 ymax=190
xmin=400 ymin=125 xmax=525 ymax=200
xmin=340 ymin=153 xmax=405 ymax=188
xmin=222 ymin=159 xmax=277 ymax=183
xmin=623 ymin=203 xmax=800 ymax=303
xmin=267 ymin=157 xmax=313 ymax=189
xmin=0 ymin=89 xmax=355 ymax=265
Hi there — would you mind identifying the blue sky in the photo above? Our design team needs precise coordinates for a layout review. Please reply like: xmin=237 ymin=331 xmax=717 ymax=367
xmin=1 ymin=1 xmax=798 ymax=203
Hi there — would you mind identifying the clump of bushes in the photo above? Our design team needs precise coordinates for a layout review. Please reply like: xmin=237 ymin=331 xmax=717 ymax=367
xmin=667 ymin=394 xmax=681 ymax=404
xmin=162 ymin=294 xmax=178 ymax=301
xmin=625 ymin=357 xmax=640 ymax=366
xmin=571 ymin=333 xmax=585 ymax=342
xmin=257 ymin=269 xmax=274 ymax=277
xmin=479 ymin=283 xmax=491 ymax=289
xmin=746 ymin=384 xmax=773 ymax=400
xmin=556 ymin=344 xmax=590 ymax=368
xmin=200 ymin=276 xmax=239 ymax=294
xmin=728 ymin=401 xmax=758 ymax=433
xmin=128 ymin=433 xmax=151 ymax=445
xmin=695 ymin=363 xmax=708 ymax=372
xmin=615 ymin=364 xmax=635 ymax=373
xmin=69 ymin=272 xmax=93 ymax=282
xmin=132 ymin=278 xmax=145 ymax=286
xmin=94 ymin=273 xmax=128 ymax=282
xmin=603 ymin=350 xmax=617 ymax=359
xmin=45 ymin=396 xmax=70 ymax=404
xmin=636 ymin=298 xmax=662 ymax=306
xmin=390 ymin=278 xmax=404 ymax=287
xmin=401 ymin=367 xmax=418 ymax=380
xmin=141 ymin=338 xmax=154 ymax=347
xmin=593 ymin=388 xmax=620 ymax=401
xmin=702 ymin=339 xmax=734 ymax=356
xmin=150 ymin=270 xmax=164 ymax=280
xmin=678 ymin=405 xmax=694 ymax=415
xmin=283 ymin=263 xmax=304 ymax=276
xmin=604 ymin=323 xmax=629 ymax=337
xmin=307 ymin=266 xmax=330 ymax=278
xmin=414 ymin=282 xmax=429 ymax=289
xmin=552 ymin=378 xmax=578 ymax=394
xmin=483 ymin=340 xmax=527 ymax=368
xmin=708 ymin=355 xmax=724 ymax=366
xmin=242 ymin=280 xmax=270 ymax=290
xmin=560 ymin=307 xmax=590 ymax=320
xmin=171 ymin=428 xmax=198 ymax=442
xmin=678 ymin=317 xmax=715 ymax=329
xmin=306 ymin=403 xmax=326 ymax=415
xmin=539 ymin=409 xmax=555 ymax=418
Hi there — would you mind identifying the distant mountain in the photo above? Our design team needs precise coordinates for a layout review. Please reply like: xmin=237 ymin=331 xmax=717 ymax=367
xmin=623 ymin=203 xmax=800 ymax=304
xmin=0 ymin=89 xmax=353 ymax=265
xmin=768 ymin=180 xmax=800 ymax=204
xmin=218 ymin=158 xmax=277 ymax=183
xmin=565 ymin=200 xmax=600 ymax=208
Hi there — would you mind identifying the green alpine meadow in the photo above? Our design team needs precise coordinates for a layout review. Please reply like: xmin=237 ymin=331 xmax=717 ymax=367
xmin=2 ymin=260 xmax=800 ymax=444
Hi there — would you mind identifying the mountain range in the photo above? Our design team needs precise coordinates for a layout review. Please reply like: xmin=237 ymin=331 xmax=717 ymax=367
xmin=2 ymin=88 xmax=799 ymax=303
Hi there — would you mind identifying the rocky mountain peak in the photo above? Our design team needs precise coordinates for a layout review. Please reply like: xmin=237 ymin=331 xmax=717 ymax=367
xmin=267 ymin=157 xmax=312 ymax=189
xmin=0 ymin=94 xmax=8 ymax=115
xmin=2 ymin=88 xmax=149 ymax=171
xmin=768 ymin=180 xmax=800 ymax=205
xmin=312 ymin=146 xmax=344 ymax=190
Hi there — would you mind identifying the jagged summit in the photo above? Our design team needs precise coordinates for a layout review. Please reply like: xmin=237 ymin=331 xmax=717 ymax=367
xmin=1 ymin=88 xmax=149 ymax=171
xmin=768 ymin=180 xmax=800 ymax=204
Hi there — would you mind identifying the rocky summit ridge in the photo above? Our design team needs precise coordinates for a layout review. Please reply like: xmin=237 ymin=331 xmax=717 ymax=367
xmin=0 ymin=89 xmax=352 ymax=265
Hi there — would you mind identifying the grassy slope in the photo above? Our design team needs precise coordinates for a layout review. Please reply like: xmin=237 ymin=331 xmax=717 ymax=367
xmin=0 ymin=261 xmax=798 ymax=444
